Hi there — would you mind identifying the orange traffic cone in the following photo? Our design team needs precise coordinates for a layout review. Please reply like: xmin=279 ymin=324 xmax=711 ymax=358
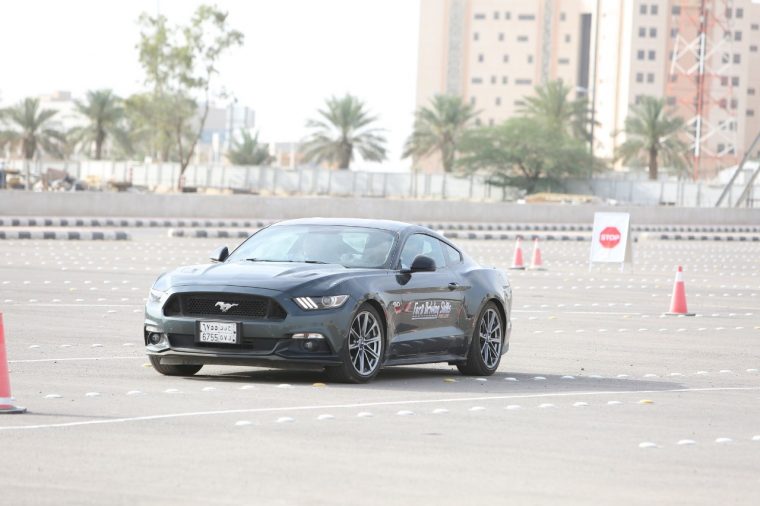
xmin=0 ymin=313 xmax=26 ymax=414
xmin=529 ymin=238 xmax=545 ymax=270
xmin=510 ymin=238 xmax=526 ymax=270
xmin=665 ymin=266 xmax=695 ymax=316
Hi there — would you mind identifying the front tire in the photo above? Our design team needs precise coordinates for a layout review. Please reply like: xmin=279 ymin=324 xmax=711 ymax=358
xmin=457 ymin=302 xmax=504 ymax=376
xmin=149 ymin=355 xmax=203 ymax=376
xmin=326 ymin=303 xmax=384 ymax=383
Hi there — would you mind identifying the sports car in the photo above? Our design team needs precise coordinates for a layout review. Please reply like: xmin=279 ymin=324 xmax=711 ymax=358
xmin=144 ymin=218 xmax=512 ymax=383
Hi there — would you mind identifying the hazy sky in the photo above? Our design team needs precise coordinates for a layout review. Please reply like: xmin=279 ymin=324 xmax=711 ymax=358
xmin=0 ymin=0 xmax=420 ymax=169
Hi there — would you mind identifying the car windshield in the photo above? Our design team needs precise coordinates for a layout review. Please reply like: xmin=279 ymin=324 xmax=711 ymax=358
xmin=227 ymin=225 xmax=397 ymax=269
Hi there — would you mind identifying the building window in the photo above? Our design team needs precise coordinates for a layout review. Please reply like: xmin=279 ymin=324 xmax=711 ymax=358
xmin=672 ymin=5 xmax=681 ymax=15
xmin=749 ymin=88 xmax=756 ymax=96
xmin=648 ymin=50 xmax=656 ymax=60
xmin=488 ymin=118 xmax=494 ymax=126
xmin=752 ymin=23 xmax=759 ymax=30
xmin=471 ymin=77 xmax=483 ymax=84
xmin=478 ymin=53 xmax=484 ymax=63
xmin=719 ymin=98 xmax=727 ymax=108
xmin=637 ymin=50 xmax=645 ymax=60
xmin=638 ymin=27 xmax=646 ymax=37
xmin=498 ymin=32 xmax=505 ymax=41
xmin=475 ymin=118 xmax=482 ymax=126
xmin=667 ymin=96 xmax=676 ymax=106
xmin=474 ymin=32 xmax=479 ymax=41
xmin=649 ymin=27 xmax=657 ymax=37
xmin=640 ymin=4 xmax=647 ymax=14
xmin=474 ymin=13 xmax=486 ymax=20
xmin=494 ymin=11 xmax=500 ymax=20
xmin=671 ymin=28 xmax=678 ymax=37
xmin=651 ymin=5 xmax=659 ymax=15
xmin=725 ymin=7 xmax=732 ymax=18
xmin=495 ymin=97 xmax=502 ymax=106
xmin=732 ymin=76 xmax=739 ymax=86
xmin=558 ymin=58 xmax=570 ymax=65
xmin=718 ymin=143 xmax=725 ymax=152
xmin=517 ymin=35 xmax=529 ymax=42
xmin=736 ymin=7 xmax=743 ymax=18
xmin=636 ymin=72 xmax=644 ymax=83
xmin=647 ymin=73 xmax=654 ymax=83
xmin=515 ymin=78 xmax=532 ymax=85
xmin=565 ymin=34 xmax=571 ymax=43
xmin=751 ymin=45 xmax=758 ymax=53
xmin=505 ymin=12 xmax=511 ymax=20
xmin=731 ymin=99 xmax=738 ymax=109
xmin=514 ymin=100 xmax=525 ymax=107
xmin=721 ymin=76 xmax=728 ymax=86
xmin=748 ymin=110 xmax=755 ymax=117
xmin=722 ymin=52 xmax=730 ymax=63
xmin=503 ymin=54 xmax=510 ymax=63
xmin=502 ymin=76 xmax=508 ymax=84
xmin=491 ymin=75 xmax=497 ymax=84
xmin=470 ymin=97 xmax=476 ymax=106
xmin=733 ymin=53 xmax=741 ymax=63
xmin=734 ymin=31 xmax=742 ymax=41
xmin=518 ymin=14 xmax=536 ymax=21
xmin=560 ymin=12 xmax=566 ymax=21
xmin=527 ymin=55 xmax=533 ymax=63
xmin=635 ymin=95 xmax=643 ymax=105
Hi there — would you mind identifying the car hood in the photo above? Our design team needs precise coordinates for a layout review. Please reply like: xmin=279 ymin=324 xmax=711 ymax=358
xmin=162 ymin=261 xmax=383 ymax=292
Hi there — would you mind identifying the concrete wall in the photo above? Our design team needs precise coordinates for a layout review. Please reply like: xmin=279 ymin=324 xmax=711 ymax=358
xmin=1 ymin=191 xmax=759 ymax=224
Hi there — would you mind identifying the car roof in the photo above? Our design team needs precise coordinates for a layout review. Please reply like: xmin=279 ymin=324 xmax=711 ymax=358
xmin=271 ymin=217 xmax=414 ymax=233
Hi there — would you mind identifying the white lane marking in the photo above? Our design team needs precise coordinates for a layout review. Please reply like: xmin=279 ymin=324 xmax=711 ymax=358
xmin=9 ymin=356 xmax=143 ymax=364
xmin=3 ymin=386 xmax=758 ymax=431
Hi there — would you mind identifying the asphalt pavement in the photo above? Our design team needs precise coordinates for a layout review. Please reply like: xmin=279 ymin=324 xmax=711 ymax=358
xmin=0 ymin=232 xmax=758 ymax=505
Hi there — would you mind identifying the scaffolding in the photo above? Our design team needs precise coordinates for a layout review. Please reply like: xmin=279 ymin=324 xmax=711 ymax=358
xmin=667 ymin=0 xmax=739 ymax=180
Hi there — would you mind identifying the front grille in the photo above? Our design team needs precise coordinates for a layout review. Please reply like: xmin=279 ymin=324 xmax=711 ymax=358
xmin=164 ymin=293 xmax=287 ymax=320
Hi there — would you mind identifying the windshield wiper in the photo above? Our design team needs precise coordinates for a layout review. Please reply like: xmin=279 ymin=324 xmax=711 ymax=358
xmin=303 ymin=260 xmax=329 ymax=264
xmin=245 ymin=258 xmax=330 ymax=264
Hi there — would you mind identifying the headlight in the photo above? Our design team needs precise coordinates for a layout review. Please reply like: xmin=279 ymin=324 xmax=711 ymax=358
xmin=293 ymin=295 xmax=349 ymax=310
xmin=148 ymin=288 xmax=168 ymax=304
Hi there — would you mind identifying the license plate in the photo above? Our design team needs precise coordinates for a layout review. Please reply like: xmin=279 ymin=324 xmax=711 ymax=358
xmin=198 ymin=321 xmax=238 ymax=344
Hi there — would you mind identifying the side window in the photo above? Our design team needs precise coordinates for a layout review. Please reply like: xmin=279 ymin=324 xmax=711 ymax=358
xmin=442 ymin=242 xmax=462 ymax=265
xmin=399 ymin=234 xmax=445 ymax=270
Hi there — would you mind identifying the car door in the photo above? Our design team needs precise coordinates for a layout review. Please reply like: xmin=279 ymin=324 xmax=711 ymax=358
xmin=386 ymin=233 xmax=465 ymax=359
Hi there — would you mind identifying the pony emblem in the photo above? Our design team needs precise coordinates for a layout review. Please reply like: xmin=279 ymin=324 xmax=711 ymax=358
xmin=215 ymin=301 xmax=239 ymax=312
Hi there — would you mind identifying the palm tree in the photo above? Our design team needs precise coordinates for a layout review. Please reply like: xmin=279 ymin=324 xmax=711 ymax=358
xmin=403 ymin=94 xmax=478 ymax=173
xmin=616 ymin=96 xmax=688 ymax=180
xmin=71 ymin=89 xmax=128 ymax=159
xmin=520 ymin=79 xmax=593 ymax=142
xmin=0 ymin=98 xmax=65 ymax=160
xmin=302 ymin=94 xmax=387 ymax=169
xmin=227 ymin=129 xmax=272 ymax=166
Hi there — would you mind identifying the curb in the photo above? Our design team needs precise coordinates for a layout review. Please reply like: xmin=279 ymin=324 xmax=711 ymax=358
xmin=0 ymin=217 xmax=274 ymax=229
xmin=421 ymin=222 xmax=760 ymax=234
xmin=168 ymin=229 xmax=252 ymax=239
xmin=0 ymin=230 xmax=130 ymax=240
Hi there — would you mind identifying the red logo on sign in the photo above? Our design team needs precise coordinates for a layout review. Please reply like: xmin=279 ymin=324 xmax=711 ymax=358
xmin=599 ymin=227 xmax=621 ymax=249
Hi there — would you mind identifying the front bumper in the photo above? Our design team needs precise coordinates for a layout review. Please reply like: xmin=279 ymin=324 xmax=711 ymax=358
xmin=144 ymin=285 xmax=355 ymax=368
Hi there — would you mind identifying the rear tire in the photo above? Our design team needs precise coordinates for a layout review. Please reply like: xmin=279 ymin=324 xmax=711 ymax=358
xmin=149 ymin=355 xmax=203 ymax=376
xmin=326 ymin=303 xmax=384 ymax=383
xmin=457 ymin=302 xmax=503 ymax=376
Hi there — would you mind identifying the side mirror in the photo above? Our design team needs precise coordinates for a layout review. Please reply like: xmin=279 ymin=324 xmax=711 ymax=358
xmin=210 ymin=246 xmax=229 ymax=263
xmin=401 ymin=255 xmax=436 ymax=274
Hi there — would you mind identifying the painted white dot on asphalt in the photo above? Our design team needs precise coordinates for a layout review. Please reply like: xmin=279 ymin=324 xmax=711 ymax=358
xmin=639 ymin=442 xmax=659 ymax=449
xmin=29 ymin=345 xmax=40 ymax=349
xmin=126 ymin=390 xmax=144 ymax=396
xmin=277 ymin=384 xmax=294 ymax=389
xmin=59 ymin=344 xmax=72 ymax=348
xmin=397 ymin=410 xmax=415 ymax=416
xmin=469 ymin=406 xmax=486 ymax=412
xmin=85 ymin=392 xmax=100 ymax=397
xmin=164 ymin=388 xmax=181 ymax=394
xmin=432 ymin=408 xmax=449 ymax=414
xmin=719 ymin=369 xmax=732 ymax=374
xmin=715 ymin=437 xmax=733 ymax=444
xmin=234 ymin=420 xmax=252 ymax=427
xmin=607 ymin=401 xmax=622 ymax=406
xmin=505 ymin=405 xmax=522 ymax=410
xmin=561 ymin=375 xmax=575 ymax=380
xmin=356 ymin=411 xmax=373 ymax=418
xmin=276 ymin=417 xmax=294 ymax=423
xmin=643 ymin=374 xmax=658 ymax=378
xmin=677 ymin=439 xmax=696 ymax=446
xmin=91 ymin=344 xmax=103 ymax=348
xmin=589 ymin=374 xmax=603 ymax=379
xmin=747 ymin=369 xmax=759 ymax=373
xmin=239 ymin=385 xmax=255 ymax=390
xmin=538 ymin=403 xmax=556 ymax=409
xmin=573 ymin=402 xmax=588 ymax=407
xmin=616 ymin=374 xmax=630 ymax=379
xmin=668 ymin=373 xmax=684 ymax=377
xmin=317 ymin=414 xmax=334 ymax=421
xmin=696 ymin=371 xmax=709 ymax=375
xmin=474 ymin=377 xmax=487 ymax=382
xmin=533 ymin=376 xmax=546 ymax=381
xmin=201 ymin=387 xmax=216 ymax=392
xmin=752 ymin=435 xmax=760 ymax=441
xmin=44 ymin=394 xmax=62 ymax=399
xmin=504 ymin=377 xmax=518 ymax=382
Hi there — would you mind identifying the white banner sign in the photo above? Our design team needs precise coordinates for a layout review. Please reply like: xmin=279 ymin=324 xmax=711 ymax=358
xmin=590 ymin=212 xmax=632 ymax=264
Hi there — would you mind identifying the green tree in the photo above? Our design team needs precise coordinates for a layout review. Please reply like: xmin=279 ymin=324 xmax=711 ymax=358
xmin=227 ymin=129 xmax=272 ymax=166
xmin=520 ymin=79 xmax=594 ymax=143
xmin=136 ymin=5 xmax=244 ymax=186
xmin=458 ymin=117 xmax=595 ymax=194
xmin=403 ymin=94 xmax=478 ymax=173
xmin=302 ymin=94 xmax=387 ymax=169
xmin=616 ymin=96 xmax=688 ymax=180
xmin=70 ymin=89 xmax=129 ymax=159
xmin=0 ymin=98 xmax=66 ymax=189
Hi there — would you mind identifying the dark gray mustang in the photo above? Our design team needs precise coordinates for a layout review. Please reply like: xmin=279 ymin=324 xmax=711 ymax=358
xmin=144 ymin=218 xmax=512 ymax=383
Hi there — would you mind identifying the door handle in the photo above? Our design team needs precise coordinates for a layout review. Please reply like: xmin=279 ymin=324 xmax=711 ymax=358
xmin=448 ymin=282 xmax=458 ymax=290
